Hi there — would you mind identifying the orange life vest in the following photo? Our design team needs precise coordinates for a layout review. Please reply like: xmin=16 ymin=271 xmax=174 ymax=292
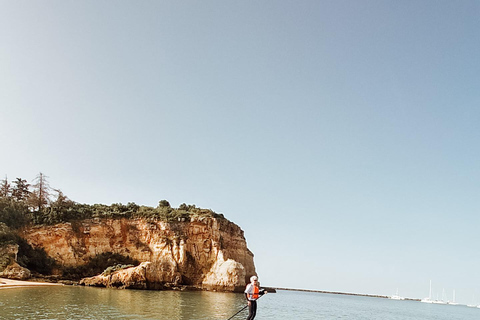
xmin=247 ymin=284 xmax=259 ymax=300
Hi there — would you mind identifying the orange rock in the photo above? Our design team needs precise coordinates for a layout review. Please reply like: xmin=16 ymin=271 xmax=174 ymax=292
xmin=21 ymin=217 xmax=256 ymax=291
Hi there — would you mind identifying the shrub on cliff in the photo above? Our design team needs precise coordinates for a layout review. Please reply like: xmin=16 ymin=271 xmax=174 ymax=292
xmin=0 ymin=198 xmax=30 ymax=229
xmin=0 ymin=223 xmax=17 ymax=271
xmin=1 ymin=173 xmax=227 ymax=228
xmin=158 ymin=200 xmax=171 ymax=208
xmin=0 ymin=222 xmax=16 ymax=245
xmin=102 ymin=264 xmax=135 ymax=276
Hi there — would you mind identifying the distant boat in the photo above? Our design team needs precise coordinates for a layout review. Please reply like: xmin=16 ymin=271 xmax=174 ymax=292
xmin=467 ymin=294 xmax=477 ymax=307
xmin=430 ymin=289 xmax=448 ymax=304
xmin=390 ymin=288 xmax=405 ymax=300
xmin=432 ymin=289 xmax=448 ymax=305
xmin=421 ymin=298 xmax=434 ymax=303
xmin=432 ymin=297 xmax=447 ymax=305
xmin=421 ymin=280 xmax=434 ymax=303
xmin=448 ymin=290 xmax=460 ymax=306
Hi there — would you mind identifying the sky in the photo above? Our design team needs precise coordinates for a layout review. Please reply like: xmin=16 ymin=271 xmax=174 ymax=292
xmin=1 ymin=0 xmax=479 ymax=304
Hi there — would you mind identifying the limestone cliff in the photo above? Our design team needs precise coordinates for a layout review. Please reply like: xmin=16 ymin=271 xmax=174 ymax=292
xmin=0 ymin=244 xmax=31 ymax=280
xmin=19 ymin=216 xmax=256 ymax=291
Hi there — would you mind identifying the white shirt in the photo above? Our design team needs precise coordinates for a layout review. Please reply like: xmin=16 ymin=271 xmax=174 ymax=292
xmin=245 ymin=283 xmax=258 ymax=301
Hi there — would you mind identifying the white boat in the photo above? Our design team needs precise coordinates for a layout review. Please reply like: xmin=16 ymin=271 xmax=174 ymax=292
xmin=432 ymin=298 xmax=447 ymax=305
xmin=421 ymin=280 xmax=434 ymax=303
xmin=467 ymin=294 xmax=478 ymax=307
xmin=432 ymin=289 xmax=447 ymax=304
xmin=448 ymin=290 xmax=460 ymax=306
xmin=421 ymin=298 xmax=434 ymax=303
xmin=390 ymin=288 xmax=405 ymax=300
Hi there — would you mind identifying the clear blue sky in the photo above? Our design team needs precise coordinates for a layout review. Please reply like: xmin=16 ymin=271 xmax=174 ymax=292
xmin=1 ymin=0 xmax=479 ymax=304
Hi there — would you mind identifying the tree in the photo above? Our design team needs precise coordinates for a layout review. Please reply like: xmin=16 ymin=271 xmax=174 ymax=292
xmin=50 ymin=189 xmax=74 ymax=213
xmin=11 ymin=178 xmax=30 ymax=202
xmin=158 ymin=200 xmax=171 ymax=208
xmin=0 ymin=198 xmax=30 ymax=228
xmin=51 ymin=189 xmax=72 ymax=208
xmin=0 ymin=176 xmax=11 ymax=198
xmin=43 ymin=189 xmax=75 ymax=224
xmin=30 ymin=172 xmax=51 ymax=211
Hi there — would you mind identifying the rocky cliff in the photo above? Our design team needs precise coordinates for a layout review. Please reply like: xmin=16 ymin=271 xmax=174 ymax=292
xmin=19 ymin=216 xmax=256 ymax=291
xmin=0 ymin=244 xmax=31 ymax=280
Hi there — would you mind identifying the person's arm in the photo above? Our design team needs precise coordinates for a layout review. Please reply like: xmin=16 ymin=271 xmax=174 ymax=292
xmin=245 ymin=284 xmax=252 ymax=302
xmin=245 ymin=292 xmax=250 ymax=304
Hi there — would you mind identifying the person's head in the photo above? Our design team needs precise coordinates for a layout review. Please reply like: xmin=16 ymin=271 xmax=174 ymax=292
xmin=250 ymin=276 xmax=258 ymax=284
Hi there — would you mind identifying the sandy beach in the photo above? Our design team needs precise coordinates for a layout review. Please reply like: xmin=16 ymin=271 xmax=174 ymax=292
xmin=0 ymin=278 xmax=63 ymax=289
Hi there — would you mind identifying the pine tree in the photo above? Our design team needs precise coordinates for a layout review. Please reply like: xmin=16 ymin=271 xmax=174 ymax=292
xmin=11 ymin=178 xmax=30 ymax=202
xmin=51 ymin=189 xmax=74 ymax=210
xmin=30 ymin=172 xmax=51 ymax=211
xmin=0 ymin=176 xmax=11 ymax=198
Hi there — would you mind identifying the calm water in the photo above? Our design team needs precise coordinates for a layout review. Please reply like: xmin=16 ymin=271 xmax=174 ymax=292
xmin=0 ymin=286 xmax=479 ymax=320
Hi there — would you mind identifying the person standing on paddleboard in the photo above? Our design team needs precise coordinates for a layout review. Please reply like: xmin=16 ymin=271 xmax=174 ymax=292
xmin=244 ymin=276 xmax=267 ymax=320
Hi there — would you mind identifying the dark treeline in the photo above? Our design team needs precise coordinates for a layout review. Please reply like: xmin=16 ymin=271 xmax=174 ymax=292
xmin=0 ymin=172 xmax=224 ymax=229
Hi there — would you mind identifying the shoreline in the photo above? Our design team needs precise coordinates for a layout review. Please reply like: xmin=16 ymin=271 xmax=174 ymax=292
xmin=0 ymin=278 xmax=64 ymax=289
xmin=274 ymin=287 xmax=420 ymax=301
xmin=0 ymin=279 xmax=419 ymax=302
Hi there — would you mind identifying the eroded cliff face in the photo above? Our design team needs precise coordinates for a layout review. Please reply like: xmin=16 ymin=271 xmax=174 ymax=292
xmin=0 ymin=244 xmax=31 ymax=280
xmin=20 ymin=217 xmax=256 ymax=291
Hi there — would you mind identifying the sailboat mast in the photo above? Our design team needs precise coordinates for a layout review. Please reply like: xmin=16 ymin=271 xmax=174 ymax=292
xmin=429 ymin=280 xmax=432 ymax=299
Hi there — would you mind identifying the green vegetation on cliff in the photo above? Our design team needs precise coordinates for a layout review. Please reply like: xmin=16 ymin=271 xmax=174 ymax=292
xmin=0 ymin=173 xmax=225 ymax=229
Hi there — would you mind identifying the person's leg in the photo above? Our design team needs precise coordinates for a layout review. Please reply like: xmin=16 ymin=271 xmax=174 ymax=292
xmin=246 ymin=301 xmax=254 ymax=320
xmin=246 ymin=302 xmax=253 ymax=320
xmin=252 ymin=300 xmax=257 ymax=319
xmin=246 ymin=300 xmax=257 ymax=320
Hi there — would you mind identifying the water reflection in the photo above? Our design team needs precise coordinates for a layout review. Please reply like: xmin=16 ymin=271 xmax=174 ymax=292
xmin=202 ymin=291 xmax=245 ymax=319
xmin=112 ymin=289 xmax=183 ymax=319
xmin=0 ymin=286 xmax=246 ymax=320
xmin=103 ymin=289 xmax=245 ymax=319
xmin=2 ymin=286 xmax=478 ymax=320
xmin=176 ymin=291 xmax=244 ymax=320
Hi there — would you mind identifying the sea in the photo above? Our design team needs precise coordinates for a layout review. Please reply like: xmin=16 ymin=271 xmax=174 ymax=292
xmin=0 ymin=286 xmax=479 ymax=320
